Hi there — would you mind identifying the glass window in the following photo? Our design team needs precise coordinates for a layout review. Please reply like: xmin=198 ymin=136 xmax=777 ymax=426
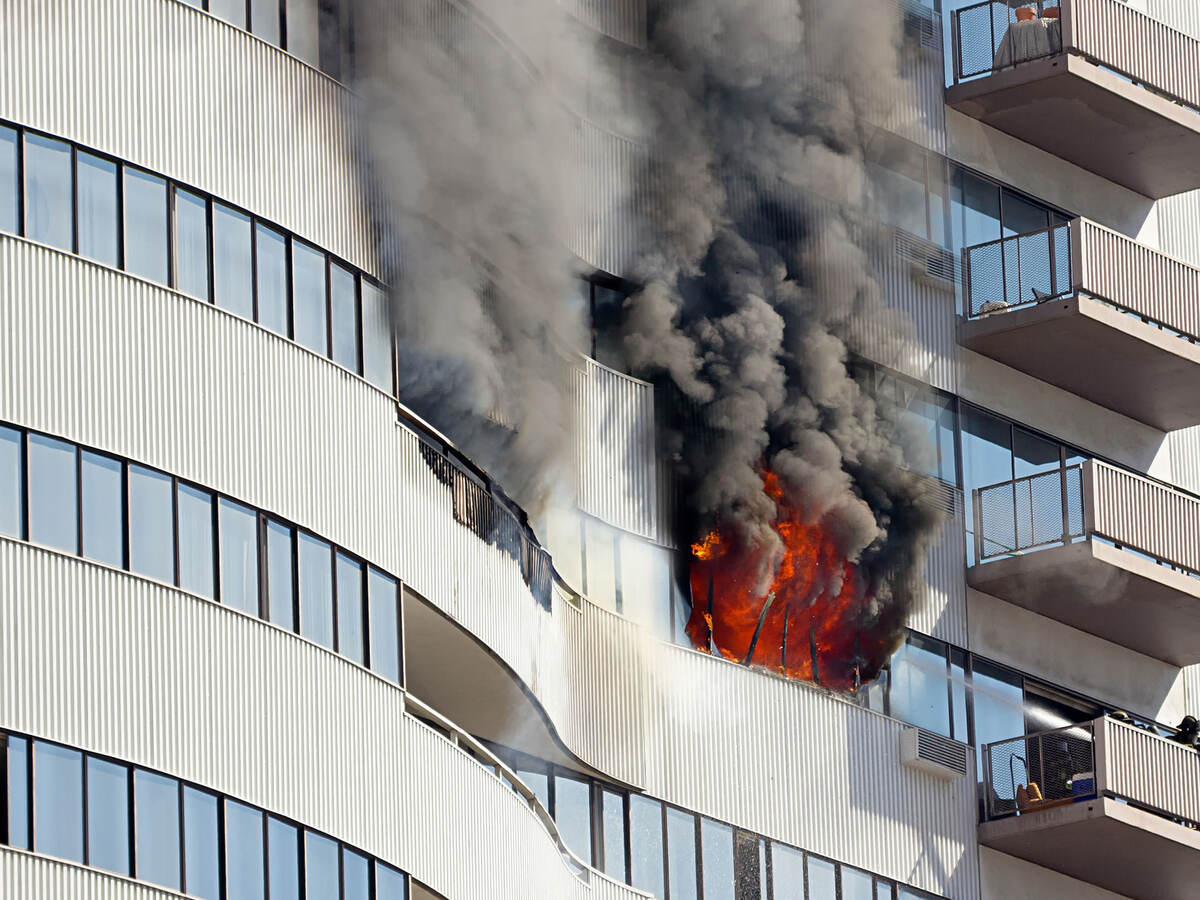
xmin=250 ymin=0 xmax=282 ymax=45
xmin=361 ymin=281 xmax=392 ymax=392
xmin=951 ymin=648 xmax=969 ymax=744
xmin=178 ymin=484 xmax=215 ymax=599
xmin=807 ymin=856 xmax=837 ymax=900
xmin=343 ymin=848 xmax=370 ymax=900
xmin=629 ymin=795 xmax=664 ymax=896
xmin=208 ymin=0 xmax=247 ymax=29
xmin=8 ymin=736 xmax=29 ymax=849
xmin=972 ymin=659 xmax=1026 ymax=783
xmin=666 ymin=808 xmax=697 ymax=900
xmin=962 ymin=404 xmax=1013 ymax=565
xmin=292 ymin=241 xmax=327 ymax=355
xmin=1001 ymin=188 xmax=1050 ymax=237
xmin=601 ymin=789 xmax=626 ymax=882
xmin=1013 ymin=427 xmax=1060 ymax=479
xmin=621 ymin=538 xmax=673 ymax=642
xmin=128 ymin=465 xmax=174 ymax=583
xmin=34 ymin=742 xmax=83 ymax=862
xmin=878 ymin=883 xmax=896 ymax=900
xmin=701 ymin=819 xmax=734 ymax=900
xmin=81 ymin=451 xmax=123 ymax=567
xmin=255 ymin=225 xmax=289 ymax=336
xmin=583 ymin=521 xmax=617 ymax=611
xmin=184 ymin=788 xmax=220 ymax=900
xmin=367 ymin=568 xmax=401 ymax=682
xmin=28 ymin=433 xmax=77 ymax=553
xmin=213 ymin=203 xmax=253 ymax=319
xmin=376 ymin=863 xmax=408 ymax=900
xmin=889 ymin=634 xmax=951 ymax=736
xmin=87 ymin=757 xmax=130 ymax=874
xmin=225 ymin=800 xmax=265 ymax=900
xmin=869 ymin=157 xmax=929 ymax=240
xmin=135 ymin=770 xmax=181 ymax=889
xmin=304 ymin=831 xmax=339 ymax=899
xmin=554 ymin=775 xmax=592 ymax=864
xmin=951 ymin=167 xmax=1000 ymax=252
xmin=298 ymin=534 xmax=334 ymax=649
xmin=770 ymin=843 xmax=804 ymax=900
xmin=267 ymin=818 xmax=300 ymax=900
xmin=219 ymin=499 xmax=259 ymax=615
xmin=23 ymin=134 xmax=72 ymax=251
xmin=516 ymin=767 xmax=549 ymax=811
xmin=841 ymin=869 xmax=876 ymax=900
xmin=77 ymin=152 xmax=118 ymax=266
xmin=124 ymin=169 xmax=169 ymax=284
xmin=0 ymin=126 xmax=16 ymax=233
xmin=266 ymin=520 xmax=295 ymax=629
xmin=335 ymin=552 xmax=364 ymax=663
xmin=174 ymin=188 xmax=210 ymax=301
xmin=0 ymin=426 xmax=23 ymax=538
xmin=330 ymin=261 xmax=359 ymax=371
xmin=734 ymin=832 xmax=767 ymax=900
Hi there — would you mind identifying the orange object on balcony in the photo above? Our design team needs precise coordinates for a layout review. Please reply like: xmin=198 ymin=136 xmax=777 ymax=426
xmin=1042 ymin=7 xmax=1060 ymax=18
xmin=1015 ymin=7 xmax=1036 ymax=21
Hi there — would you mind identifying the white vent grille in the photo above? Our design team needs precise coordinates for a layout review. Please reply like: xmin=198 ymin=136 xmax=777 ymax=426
xmin=903 ymin=2 xmax=939 ymax=52
xmin=900 ymin=727 xmax=969 ymax=779
xmin=894 ymin=230 xmax=956 ymax=288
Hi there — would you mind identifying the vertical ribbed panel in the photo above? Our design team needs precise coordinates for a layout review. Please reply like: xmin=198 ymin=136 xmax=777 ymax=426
xmin=0 ymin=848 xmax=188 ymax=900
xmin=569 ymin=118 xmax=647 ymax=277
xmin=561 ymin=0 xmax=647 ymax=47
xmin=1150 ymin=0 xmax=1200 ymax=39
xmin=0 ymin=0 xmax=384 ymax=278
xmin=1090 ymin=460 xmax=1200 ymax=571
xmin=1183 ymin=665 xmax=1200 ymax=712
xmin=1100 ymin=717 xmax=1200 ymax=824
xmin=575 ymin=358 xmax=658 ymax=540
xmin=908 ymin=489 xmax=968 ymax=646
xmin=0 ymin=542 xmax=645 ymax=900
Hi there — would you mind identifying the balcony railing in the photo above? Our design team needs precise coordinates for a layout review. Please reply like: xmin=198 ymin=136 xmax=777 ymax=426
xmin=974 ymin=465 xmax=1085 ymax=562
xmin=953 ymin=1 xmax=1063 ymax=82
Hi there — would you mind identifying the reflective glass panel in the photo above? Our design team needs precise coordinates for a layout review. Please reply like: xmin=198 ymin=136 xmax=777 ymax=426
xmin=367 ymin=568 xmax=400 ymax=682
xmin=268 ymin=818 xmax=300 ymax=900
xmin=335 ymin=552 xmax=364 ymax=663
xmin=34 ymin=742 xmax=83 ymax=862
xmin=878 ymin=883 xmax=895 ymax=900
xmin=304 ymin=831 xmax=339 ymax=899
xmin=770 ymin=843 xmax=804 ymax=900
xmin=889 ymin=635 xmax=951 ymax=736
xmin=601 ymin=789 xmax=626 ymax=882
xmin=267 ymin=520 xmax=295 ymax=629
xmin=516 ymin=767 xmax=548 ymax=811
xmin=0 ymin=126 xmax=16 ymax=233
xmin=0 ymin=426 xmax=23 ymax=538
xmin=1013 ymin=427 xmax=1060 ymax=479
xmin=24 ymin=134 xmax=72 ymax=250
xmin=135 ymin=770 xmax=181 ymax=889
xmin=343 ymin=848 xmax=370 ymax=900
xmin=77 ymin=152 xmax=118 ymax=266
xmin=219 ymin=499 xmax=259 ymax=615
xmin=807 ymin=856 xmax=837 ymax=900
xmin=174 ymin=188 xmax=210 ymax=301
xmin=208 ymin=0 xmax=247 ymax=29
xmin=629 ymin=795 xmax=664 ymax=896
xmin=213 ymin=203 xmax=253 ymax=319
xmin=250 ymin=0 xmax=282 ymax=45
xmin=184 ymin=787 xmax=220 ymax=900
xmin=330 ymin=262 xmax=358 ymax=371
xmin=255 ymin=225 xmax=288 ymax=336
xmin=8 ymin=737 xmax=29 ymax=849
xmin=701 ymin=819 xmax=734 ymax=900
xmin=128 ymin=465 xmax=174 ymax=583
xmin=81 ymin=451 xmax=123 ymax=567
xmin=972 ymin=660 xmax=1025 ymax=783
xmin=666 ymin=807 xmax=697 ymax=900
xmin=842 ymin=867 xmax=875 ymax=900
xmin=28 ymin=433 xmax=77 ymax=553
xmin=298 ymin=533 xmax=334 ymax=649
xmin=1001 ymin=188 xmax=1050 ymax=237
xmin=124 ymin=169 xmax=169 ymax=284
xmin=554 ymin=775 xmax=592 ymax=864
xmin=177 ymin=484 xmax=215 ymax=599
xmin=87 ymin=757 xmax=129 ymax=874
xmin=376 ymin=863 xmax=408 ymax=900
xmin=225 ymin=800 xmax=265 ymax=900
xmin=292 ymin=241 xmax=327 ymax=355
xmin=361 ymin=281 xmax=392 ymax=392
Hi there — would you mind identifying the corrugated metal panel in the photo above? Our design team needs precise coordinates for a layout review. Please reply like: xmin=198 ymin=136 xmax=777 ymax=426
xmin=0 ymin=0 xmax=385 ymax=278
xmin=1099 ymin=717 xmax=1200 ymax=824
xmin=570 ymin=117 xmax=647 ymax=277
xmin=560 ymin=0 xmax=647 ymax=48
xmin=0 ymin=848 xmax=188 ymax=900
xmin=575 ymin=357 xmax=658 ymax=540
xmin=908 ymin=487 xmax=968 ymax=646
xmin=1184 ymin=665 xmax=1200 ymax=711
xmin=1150 ymin=0 xmax=1200 ymax=38
xmin=1090 ymin=459 xmax=1200 ymax=571
xmin=0 ymin=541 xmax=645 ymax=900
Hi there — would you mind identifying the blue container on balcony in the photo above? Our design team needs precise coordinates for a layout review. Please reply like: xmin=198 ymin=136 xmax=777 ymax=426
xmin=1071 ymin=772 xmax=1095 ymax=800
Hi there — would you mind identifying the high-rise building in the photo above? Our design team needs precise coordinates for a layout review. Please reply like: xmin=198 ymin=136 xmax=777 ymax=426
xmin=2 ymin=1 xmax=1199 ymax=899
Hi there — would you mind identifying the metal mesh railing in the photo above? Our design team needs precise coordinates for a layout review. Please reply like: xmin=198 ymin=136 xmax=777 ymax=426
xmin=964 ymin=222 xmax=1073 ymax=319
xmin=953 ymin=1 xmax=1064 ymax=82
xmin=983 ymin=721 xmax=1096 ymax=820
xmin=975 ymin=465 xmax=1085 ymax=562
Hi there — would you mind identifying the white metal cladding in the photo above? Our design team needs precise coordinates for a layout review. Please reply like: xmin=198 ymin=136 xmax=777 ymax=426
xmin=1098 ymin=717 xmax=1200 ymax=825
xmin=0 ymin=848 xmax=190 ymax=900
xmin=1088 ymin=459 xmax=1200 ymax=572
xmin=1184 ymin=665 xmax=1200 ymax=712
xmin=560 ymin=0 xmax=647 ymax=47
xmin=1076 ymin=218 xmax=1200 ymax=338
xmin=0 ymin=238 xmax=976 ymax=896
xmin=1149 ymin=0 xmax=1200 ymax=40
xmin=0 ymin=541 xmax=647 ymax=900
xmin=0 ymin=0 xmax=385 ymax=279
xmin=574 ymin=357 xmax=658 ymax=540
xmin=907 ymin=489 xmax=968 ymax=647
xmin=569 ymin=118 xmax=648 ymax=277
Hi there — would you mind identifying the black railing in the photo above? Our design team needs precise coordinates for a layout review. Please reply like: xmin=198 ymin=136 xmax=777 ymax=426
xmin=952 ymin=1 xmax=1064 ymax=83
xmin=973 ymin=465 xmax=1086 ymax=562
xmin=982 ymin=721 xmax=1096 ymax=820
xmin=962 ymin=222 xmax=1073 ymax=319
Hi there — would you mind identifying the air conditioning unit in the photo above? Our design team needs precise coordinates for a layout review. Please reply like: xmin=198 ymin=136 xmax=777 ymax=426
xmin=903 ymin=2 xmax=940 ymax=54
xmin=893 ymin=230 xmax=956 ymax=290
xmin=900 ymin=727 xmax=969 ymax=780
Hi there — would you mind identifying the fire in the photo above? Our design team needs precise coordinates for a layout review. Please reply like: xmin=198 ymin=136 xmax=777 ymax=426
xmin=686 ymin=470 xmax=881 ymax=692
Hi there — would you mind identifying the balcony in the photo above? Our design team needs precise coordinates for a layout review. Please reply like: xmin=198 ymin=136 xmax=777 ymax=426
xmin=980 ymin=717 xmax=1200 ymax=900
xmin=948 ymin=0 xmax=1200 ymax=198
xmin=968 ymin=461 xmax=1200 ymax=664
xmin=958 ymin=219 xmax=1200 ymax=430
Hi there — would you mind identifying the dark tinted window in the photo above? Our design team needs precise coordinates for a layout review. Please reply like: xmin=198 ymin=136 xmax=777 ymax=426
xmin=135 ymin=770 xmax=181 ymax=889
xmin=7 ymin=736 xmax=30 ymax=849
xmin=299 ymin=534 xmax=334 ymax=649
xmin=34 ymin=742 xmax=83 ymax=862
xmin=81 ymin=451 xmax=124 ymax=567
xmin=255 ymin=225 xmax=289 ymax=336
xmin=178 ymin=484 xmax=215 ymax=599
xmin=266 ymin=519 xmax=295 ymax=629
xmin=367 ymin=569 xmax=401 ymax=682
xmin=219 ymin=499 xmax=259 ymax=615
xmin=292 ymin=241 xmax=327 ymax=355
xmin=213 ymin=203 xmax=253 ymax=319
xmin=183 ymin=787 xmax=221 ymax=900
xmin=175 ymin=188 xmax=210 ymax=300
xmin=330 ymin=261 xmax=358 ymax=371
xmin=76 ymin=152 xmax=118 ymax=266
xmin=24 ymin=134 xmax=72 ymax=251
xmin=124 ymin=169 xmax=169 ymax=284
xmin=335 ymin=552 xmax=364 ymax=663
xmin=128 ymin=465 xmax=174 ymax=583
xmin=87 ymin=757 xmax=130 ymax=874
xmin=28 ymin=433 xmax=77 ymax=553
xmin=0 ymin=425 xmax=23 ymax=538
xmin=225 ymin=800 xmax=266 ymax=900
xmin=0 ymin=126 xmax=16 ymax=233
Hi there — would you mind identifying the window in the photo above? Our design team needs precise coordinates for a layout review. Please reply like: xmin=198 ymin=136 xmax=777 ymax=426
xmin=208 ymin=0 xmax=247 ymax=29
xmin=28 ymin=433 xmax=77 ymax=553
xmin=175 ymin=188 xmax=210 ymax=301
xmin=889 ymin=634 xmax=951 ymax=737
xmin=701 ymin=819 xmax=735 ymax=900
xmin=298 ymin=533 xmax=334 ymax=649
xmin=8 ymin=736 xmax=29 ymax=849
xmin=807 ymin=856 xmax=838 ymax=900
xmin=629 ymin=795 xmax=664 ymax=896
xmin=304 ymin=832 xmax=340 ymax=899
xmin=23 ymin=133 xmax=72 ymax=251
xmin=343 ymin=848 xmax=371 ymax=900
xmin=666 ymin=807 xmax=698 ymax=900
xmin=335 ymin=552 xmax=364 ymax=663
xmin=178 ymin=484 xmax=215 ymax=599
xmin=330 ymin=261 xmax=359 ymax=371
xmin=225 ymin=800 xmax=266 ymax=900
xmin=601 ymin=789 xmax=627 ymax=882
xmin=554 ymin=775 xmax=592 ymax=864
xmin=268 ymin=818 xmax=301 ymax=900
xmin=266 ymin=520 xmax=295 ymax=629
xmin=292 ymin=241 xmax=328 ymax=355
xmin=515 ymin=766 xmax=549 ymax=811
xmin=219 ymin=499 xmax=259 ymax=615
xmin=361 ymin=281 xmax=393 ymax=392
xmin=87 ymin=757 xmax=130 ymax=874
xmin=255 ymin=225 xmax=289 ymax=337
xmin=184 ymin=787 xmax=221 ymax=900
xmin=771 ymin=843 xmax=804 ymax=900
xmin=124 ymin=168 xmax=169 ymax=284
xmin=734 ymin=832 xmax=768 ymax=900
xmin=250 ymin=0 xmax=282 ymax=45
xmin=368 ymin=569 xmax=401 ymax=682
xmin=34 ymin=742 xmax=83 ymax=863
xmin=135 ymin=770 xmax=181 ymax=889
xmin=213 ymin=203 xmax=253 ymax=319
xmin=81 ymin=451 xmax=124 ymax=567
xmin=583 ymin=520 xmax=618 ymax=611
xmin=971 ymin=659 xmax=1025 ymax=783
xmin=0 ymin=425 xmax=23 ymax=538
xmin=0 ymin=125 xmax=16 ymax=233
xmin=76 ymin=152 xmax=118 ymax=266
xmin=376 ymin=863 xmax=408 ymax=900
xmin=128 ymin=465 xmax=174 ymax=583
